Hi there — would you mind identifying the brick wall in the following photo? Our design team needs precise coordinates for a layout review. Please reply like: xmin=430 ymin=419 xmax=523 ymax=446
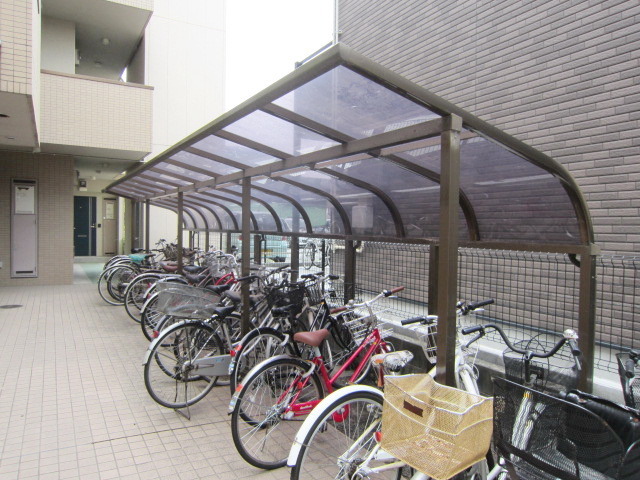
xmin=0 ymin=152 xmax=74 ymax=286
xmin=0 ymin=0 xmax=33 ymax=94
xmin=338 ymin=0 xmax=640 ymax=253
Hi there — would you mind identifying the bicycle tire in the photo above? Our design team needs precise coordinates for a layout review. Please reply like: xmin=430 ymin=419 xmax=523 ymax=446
xmin=123 ymin=273 xmax=162 ymax=322
xmin=106 ymin=265 xmax=139 ymax=304
xmin=230 ymin=356 xmax=323 ymax=469
xmin=290 ymin=388 xmax=404 ymax=480
xmin=97 ymin=265 xmax=132 ymax=305
xmin=140 ymin=295 xmax=165 ymax=341
xmin=302 ymin=242 xmax=316 ymax=270
xmin=144 ymin=321 xmax=223 ymax=409
xmin=228 ymin=327 xmax=293 ymax=394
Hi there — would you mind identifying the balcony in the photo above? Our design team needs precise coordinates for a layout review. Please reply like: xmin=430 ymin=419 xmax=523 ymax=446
xmin=39 ymin=70 xmax=153 ymax=160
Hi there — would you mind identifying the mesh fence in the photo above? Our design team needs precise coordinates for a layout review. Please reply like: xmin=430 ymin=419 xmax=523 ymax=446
xmin=198 ymin=231 xmax=639 ymax=373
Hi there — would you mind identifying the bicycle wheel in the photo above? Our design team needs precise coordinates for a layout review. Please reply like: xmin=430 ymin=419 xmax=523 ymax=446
xmin=230 ymin=356 xmax=323 ymax=469
xmin=123 ymin=273 xmax=161 ymax=322
xmin=140 ymin=295 xmax=165 ymax=341
xmin=302 ymin=242 xmax=316 ymax=270
xmin=144 ymin=321 xmax=223 ymax=409
xmin=228 ymin=327 xmax=293 ymax=394
xmin=106 ymin=265 xmax=138 ymax=304
xmin=290 ymin=388 xmax=404 ymax=480
xmin=97 ymin=265 xmax=132 ymax=305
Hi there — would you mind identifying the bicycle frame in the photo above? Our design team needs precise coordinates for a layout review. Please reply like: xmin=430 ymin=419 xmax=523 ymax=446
xmin=281 ymin=327 xmax=388 ymax=419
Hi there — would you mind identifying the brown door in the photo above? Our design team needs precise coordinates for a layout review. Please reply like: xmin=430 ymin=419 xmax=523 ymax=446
xmin=102 ymin=198 xmax=118 ymax=255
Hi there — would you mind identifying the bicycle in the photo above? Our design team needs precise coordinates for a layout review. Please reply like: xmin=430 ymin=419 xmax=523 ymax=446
xmin=287 ymin=299 xmax=494 ymax=480
xmin=227 ymin=287 xmax=409 ymax=470
xmin=302 ymin=238 xmax=331 ymax=270
xmin=616 ymin=349 xmax=640 ymax=409
xmin=142 ymin=265 xmax=296 ymax=410
xmin=227 ymin=272 xmax=350 ymax=394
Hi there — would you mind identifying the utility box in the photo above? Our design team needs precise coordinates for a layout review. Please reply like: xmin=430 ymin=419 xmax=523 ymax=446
xmin=11 ymin=180 xmax=38 ymax=278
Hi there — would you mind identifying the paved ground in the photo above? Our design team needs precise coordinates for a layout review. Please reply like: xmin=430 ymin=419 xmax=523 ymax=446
xmin=0 ymin=278 xmax=290 ymax=479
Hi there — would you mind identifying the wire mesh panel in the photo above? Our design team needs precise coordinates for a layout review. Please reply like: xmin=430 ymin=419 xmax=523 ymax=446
xmin=458 ymin=249 xmax=580 ymax=345
xmin=596 ymin=256 xmax=640 ymax=372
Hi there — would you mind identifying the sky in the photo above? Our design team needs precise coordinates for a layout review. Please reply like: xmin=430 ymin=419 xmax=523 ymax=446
xmin=224 ymin=0 xmax=335 ymax=110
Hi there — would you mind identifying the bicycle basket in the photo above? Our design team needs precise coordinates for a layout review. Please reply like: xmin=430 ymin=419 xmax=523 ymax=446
xmin=340 ymin=305 xmax=388 ymax=345
xmin=616 ymin=352 xmax=640 ymax=409
xmin=381 ymin=374 xmax=493 ymax=480
xmin=502 ymin=333 xmax=580 ymax=395
xmin=154 ymin=283 xmax=220 ymax=319
xmin=305 ymin=282 xmax=325 ymax=306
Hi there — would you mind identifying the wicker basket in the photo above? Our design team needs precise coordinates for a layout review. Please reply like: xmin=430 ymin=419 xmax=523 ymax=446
xmin=155 ymin=283 xmax=221 ymax=319
xmin=381 ymin=374 xmax=493 ymax=480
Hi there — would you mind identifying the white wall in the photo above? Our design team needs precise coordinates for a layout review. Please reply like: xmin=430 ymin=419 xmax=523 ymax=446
xmin=145 ymin=0 xmax=226 ymax=158
xmin=142 ymin=0 xmax=226 ymax=243
xmin=41 ymin=16 xmax=76 ymax=74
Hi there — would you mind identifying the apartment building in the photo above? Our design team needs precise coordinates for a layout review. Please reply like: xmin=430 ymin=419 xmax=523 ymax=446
xmin=0 ymin=0 xmax=225 ymax=286
xmin=337 ymin=0 xmax=640 ymax=254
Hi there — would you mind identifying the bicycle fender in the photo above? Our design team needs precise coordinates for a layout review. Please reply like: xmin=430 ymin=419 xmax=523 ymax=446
xmin=287 ymin=384 xmax=382 ymax=467
xmin=142 ymin=319 xmax=204 ymax=365
xmin=140 ymin=291 xmax=159 ymax=315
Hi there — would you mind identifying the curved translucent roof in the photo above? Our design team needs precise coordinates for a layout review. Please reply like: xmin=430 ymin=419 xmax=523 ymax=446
xmin=107 ymin=44 xmax=593 ymax=248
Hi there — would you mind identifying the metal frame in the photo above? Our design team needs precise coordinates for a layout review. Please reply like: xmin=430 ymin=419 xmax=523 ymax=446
xmin=104 ymin=44 xmax=597 ymax=389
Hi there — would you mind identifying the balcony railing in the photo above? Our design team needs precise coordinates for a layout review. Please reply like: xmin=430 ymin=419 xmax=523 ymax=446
xmin=39 ymin=70 xmax=153 ymax=160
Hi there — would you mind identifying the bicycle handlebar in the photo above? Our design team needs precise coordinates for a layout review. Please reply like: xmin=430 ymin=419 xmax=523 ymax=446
xmin=461 ymin=323 xmax=581 ymax=361
xmin=330 ymin=286 xmax=404 ymax=314
xmin=401 ymin=315 xmax=437 ymax=326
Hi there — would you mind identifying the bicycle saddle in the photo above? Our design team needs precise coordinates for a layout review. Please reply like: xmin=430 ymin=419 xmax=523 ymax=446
xmin=184 ymin=272 xmax=208 ymax=284
xmin=159 ymin=261 xmax=179 ymax=272
xmin=213 ymin=305 xmax=237 ymax=319
xmin=223 ymin=291 xmax=260 ymax=307
xmin=183 ymin=265 xmax=205 ymax=274
xmin=205 ymin=284 xmax=232 ymax=295
xmin=293 ymin=329 xmax=330 ymax=347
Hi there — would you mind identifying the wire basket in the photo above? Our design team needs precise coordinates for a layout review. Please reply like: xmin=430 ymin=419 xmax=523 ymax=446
xmin=503 ymin=333 xmax=580 ymax=395
xmin=155 ymin=283 xmax=221 ymax=319
xmin=306 ymin=282 xmax=325 ymax=306
xmin=339 ymin=305 xmax=390 ymax=345
xmin=381 ymin=374 xmax=493 ymax=480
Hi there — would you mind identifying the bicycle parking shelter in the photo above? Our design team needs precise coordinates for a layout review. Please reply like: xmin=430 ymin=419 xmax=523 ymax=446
xmin=106 ymin=44 xmax=598 ymax=390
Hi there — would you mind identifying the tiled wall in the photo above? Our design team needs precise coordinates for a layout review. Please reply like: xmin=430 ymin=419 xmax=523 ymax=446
xmin=0 ymin=152 xmax=74 ymax=286
xmin=338 ymin=0 xmax=640 ymax=253
xmin=0 ymin=0 xmax=33 ymax=94
xmin=40 ymin=71 xmax=153 ymax=154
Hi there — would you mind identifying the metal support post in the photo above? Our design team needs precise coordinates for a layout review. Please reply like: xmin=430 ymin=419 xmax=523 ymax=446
xmin=344 ymin=240 xmax=357 ymax=304
xmin=177 ymin=193 xmax=184 ymax=272
xmin=145 ymin=200 xmax=150 ymax=252
xmin=241 ymin=178 xmax=251 ymax=334
xmin=428 ymin=244 xmax=439 ymax=315
xmin=578 ymin=250 xmax=597 ymax=392
xmin=435 ymin=115 xmax=462 ymax=387
xmin=205 ymin=231 xmax=210 ymax=251
xmin=290 ymin=235 xmax=299 ymax=283
xmin=254 ymin=234 xmax=262 ymax=265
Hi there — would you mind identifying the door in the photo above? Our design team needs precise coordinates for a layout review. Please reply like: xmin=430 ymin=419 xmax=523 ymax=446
xmin=103 ymin=198 xmax=118 ymax=255
xmin=74 ymin=196 xmax=96 ymax=256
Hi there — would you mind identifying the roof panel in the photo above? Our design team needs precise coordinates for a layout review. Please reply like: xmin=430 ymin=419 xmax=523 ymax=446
xmin=191 ymin=135 xmax=277 ymax=167
xmin=106 ymin=44 xmax=593 ymax=248
xmin=273 ymin=65 xmax=440 ymax=139
xmin=223 ymin=110 xmax=341 ymax=156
